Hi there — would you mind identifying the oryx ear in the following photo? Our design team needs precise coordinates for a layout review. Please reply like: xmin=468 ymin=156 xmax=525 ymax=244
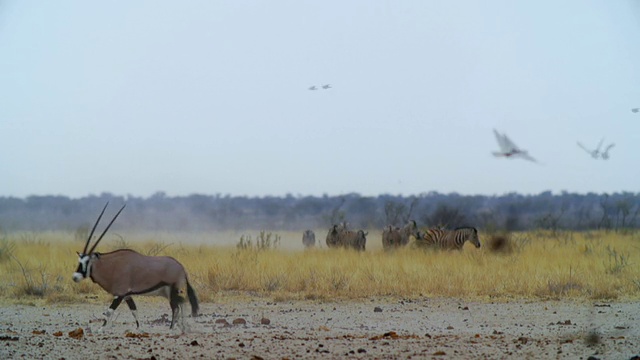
xmin=76 ymin=251 xmax=81 ymax=256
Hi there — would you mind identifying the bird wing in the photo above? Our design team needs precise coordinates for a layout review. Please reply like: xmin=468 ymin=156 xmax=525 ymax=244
xmin=493 ymin=129 xmax=511 ymax=152
xmin=501 ymin=133 xmax=520 ymax=151
xmin=577 ymin=142 xmax=592 ymax=154
xmin=516 ymin=152 xmax=537 ymax=163
xmin=604 ymin=143 xmax=615 ymax=152
xmin=595 ymin=138 xmax=604 ymax=152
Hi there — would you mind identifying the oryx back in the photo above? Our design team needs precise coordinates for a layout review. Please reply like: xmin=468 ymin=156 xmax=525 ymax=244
xmin=90 ymin=250 xmax=189 ymax=298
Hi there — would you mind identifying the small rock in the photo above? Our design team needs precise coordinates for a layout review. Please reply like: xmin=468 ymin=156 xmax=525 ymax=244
xmin=373 ymin=307 xmax=383 ymax=313
xmin=233 ymin=318 xmax=247 ymax=325
xmin=260 ymin=317 xmax=270 ymax=325
xmin=68 ymin=328 xmax=84 ymax=340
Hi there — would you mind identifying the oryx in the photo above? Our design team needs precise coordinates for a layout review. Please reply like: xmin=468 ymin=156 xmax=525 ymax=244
xmin=72 ymin=203 xmax=199 ymax=330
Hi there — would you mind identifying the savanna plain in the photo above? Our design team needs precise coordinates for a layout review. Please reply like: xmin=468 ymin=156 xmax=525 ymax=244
xmin=1 ymin=230 xmax=639 ymax=359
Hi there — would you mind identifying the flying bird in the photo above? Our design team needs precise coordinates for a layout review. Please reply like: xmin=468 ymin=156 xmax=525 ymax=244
xmin=322 ymin=84 xmax=332 ymax=89
xmin=600 ymin=143 xmax=615 ymax=160
xmin=308 ymin=85 xmax=318 ymax=91
xmin=577 ymin=138 xmax=614 ymax=160
xmin=492 ymin=129 xmax=538 ymax=163
xmin=632 ymin=108 xmax=639 ymax=113
xmin=577 ymin=138 xmax=604 ymax=159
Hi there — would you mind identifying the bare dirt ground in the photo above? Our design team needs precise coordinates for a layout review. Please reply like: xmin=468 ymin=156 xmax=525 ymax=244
xmin=1 ymin=297 xmax=638 ymax=359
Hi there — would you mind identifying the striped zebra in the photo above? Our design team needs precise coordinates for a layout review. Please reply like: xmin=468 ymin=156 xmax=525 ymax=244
xmin=417 ymin=227 xmax=481 ymax=250
xmin=382 ymin=220 xmax=419 ymax=250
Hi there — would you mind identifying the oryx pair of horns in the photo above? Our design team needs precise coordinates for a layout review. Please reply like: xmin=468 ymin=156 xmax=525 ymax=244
xmin=81 ymin=202 xmax=126 ymax=256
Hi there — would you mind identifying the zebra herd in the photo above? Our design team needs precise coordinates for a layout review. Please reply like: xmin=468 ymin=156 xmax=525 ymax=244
xmin=325 ymin=223 xmax=367 ymax=251
xmin=302 ymin=221 xmax=482 ymax=251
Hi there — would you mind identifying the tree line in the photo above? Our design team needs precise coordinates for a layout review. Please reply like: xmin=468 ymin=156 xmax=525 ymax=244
xmin=0 ymin=191 xmax=639 ymax=233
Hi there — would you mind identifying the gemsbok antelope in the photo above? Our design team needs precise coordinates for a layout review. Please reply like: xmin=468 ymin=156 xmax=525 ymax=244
xmin=72 ymin=203 xmax=199 ymax=330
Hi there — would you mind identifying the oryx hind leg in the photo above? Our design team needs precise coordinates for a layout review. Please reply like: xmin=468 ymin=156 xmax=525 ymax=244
xmin=124 ymin=297 xmax=140 ymax=328
xmin=169 ymin=285 xmax=186 ymax=330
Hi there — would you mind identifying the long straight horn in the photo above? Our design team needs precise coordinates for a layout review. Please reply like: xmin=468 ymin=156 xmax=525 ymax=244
xmin=87 ymin=204 xmax=126 ymax=255
xmin=83 ymin=202 xmax=110 ymax=254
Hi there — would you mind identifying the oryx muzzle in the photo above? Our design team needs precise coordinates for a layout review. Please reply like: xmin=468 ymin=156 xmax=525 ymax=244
xmin=73 ymin=202 xmax=199 ymax=330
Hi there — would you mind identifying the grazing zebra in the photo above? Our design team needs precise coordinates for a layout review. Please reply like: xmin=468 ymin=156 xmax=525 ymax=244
xmin=341 ymin=229 xmax=367 ymax=251
xmin=417 ymin=227 xmax=481 ymax=250
xmin=382 ymin=220 xmax=420 ymax=250
xmin=326 ymin=225 xmax=341 ymax=248
xmin=302 ymin=229 xmax=316 ymax=248
xmin=326 ymin=224 xmax=367 ymax=251
xmin=382 ymin=225 xmax=400 ymax=250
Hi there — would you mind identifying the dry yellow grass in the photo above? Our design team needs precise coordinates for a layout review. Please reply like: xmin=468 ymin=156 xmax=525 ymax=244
xmin=0 ymin=230 xmax=639 ymax=304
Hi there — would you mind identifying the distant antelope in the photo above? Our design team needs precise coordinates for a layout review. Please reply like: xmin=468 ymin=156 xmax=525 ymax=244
xmin=72 ymin=203 xmax=199 ymax=330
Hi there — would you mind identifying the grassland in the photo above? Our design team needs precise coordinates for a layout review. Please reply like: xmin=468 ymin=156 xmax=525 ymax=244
xmin=0 ymin=230 xmax=639 ymax=304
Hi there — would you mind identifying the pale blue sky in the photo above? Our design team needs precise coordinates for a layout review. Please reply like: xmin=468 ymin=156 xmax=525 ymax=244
xmin=1 ymin=1 xmax=639 ymax=198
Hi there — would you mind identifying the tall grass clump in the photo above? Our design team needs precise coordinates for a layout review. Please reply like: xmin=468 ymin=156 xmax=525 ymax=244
xmin=0 ymin=237 xmax=16 ymax=263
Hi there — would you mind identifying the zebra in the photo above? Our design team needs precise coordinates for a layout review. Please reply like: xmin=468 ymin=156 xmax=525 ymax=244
xmin=340 ymin=229 xmax=367 ymax=251
xmin=326 ymin=225 xmax=341 ymax=248
xmin=326 ymin=224 xmax=367 ymax=251
xmin=417 ymin=227 xmax=481 ymax=250
xmin=382 ymin=220 xmax=420 ymax=250
xmin=302 ymin=229 xmax=316 ymax=248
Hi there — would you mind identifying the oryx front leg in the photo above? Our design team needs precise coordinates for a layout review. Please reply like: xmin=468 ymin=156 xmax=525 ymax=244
xmin=103 ymin=296 xmax=125 ymax=328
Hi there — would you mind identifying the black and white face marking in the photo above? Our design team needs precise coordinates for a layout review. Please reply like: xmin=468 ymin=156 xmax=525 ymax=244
xmin=73 ymin=253 xmax=91 ymax=282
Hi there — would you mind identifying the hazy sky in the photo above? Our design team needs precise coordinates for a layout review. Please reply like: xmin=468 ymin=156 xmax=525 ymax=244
xmin=2 ymin=1 xmax=639 ymax=199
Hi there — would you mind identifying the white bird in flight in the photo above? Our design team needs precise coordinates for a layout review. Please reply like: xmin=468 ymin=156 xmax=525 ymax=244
xmin=492 ymin=129 xmax=538 ymax=163
xmin=577 ymin=138 xmax=604 ymax=159
xmin=322 ymin=84 xmax=332 ymax=89
xmin=577 ymin=138 xmax=615 ymax=160
xmin=632 ymin=108 xmax=639 ymax=113
xmin=308 ymin=85 xmax=318 ymax=91
xmin=601 ymin=143 xmax=615 ymax=160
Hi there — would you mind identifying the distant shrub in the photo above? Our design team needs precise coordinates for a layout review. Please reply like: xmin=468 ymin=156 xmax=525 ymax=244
xmin=486 ymin=234 xmax=513 ymax=254
xmin=236 ymin=231 xmax=281 ymax=251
